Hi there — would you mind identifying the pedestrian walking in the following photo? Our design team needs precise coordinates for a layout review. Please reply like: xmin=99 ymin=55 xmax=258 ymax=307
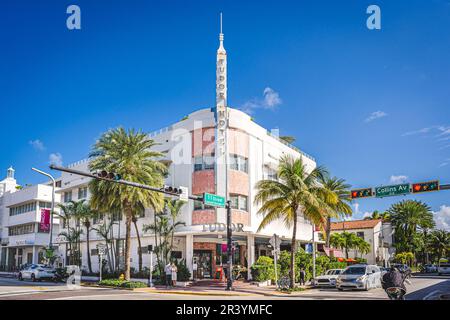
xmin=299 ymin=268 xmax=306 ymax=286
xmin=165 ymin=262 xmax=172 ymax=288
xmin=171 ymin=262 xmax=178 ymax=287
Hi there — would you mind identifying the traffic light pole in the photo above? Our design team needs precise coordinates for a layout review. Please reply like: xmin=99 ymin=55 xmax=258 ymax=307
xmin=49 ymin=165 xmax=203 ymax=201
xmin=226 ymin=200 xmax=233 ymax=291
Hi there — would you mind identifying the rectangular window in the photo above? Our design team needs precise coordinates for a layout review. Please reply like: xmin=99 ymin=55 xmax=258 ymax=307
xmin=357 ymin=232 xmax=365 ymax=240
xmin=194 ymin=155 xmax=215 ymax=171
xmin=230 ymin=194 xmax=248 ymax=212
xmin=193 ymin=195 xmax=214 ymax=211
xmin=93 ymin=213 xmax=104 ymax=225
xmin=112 ymin=211 xmax=122 ymax=221
xmin=8 ymin=223 xmax=35 ymax=236
xmin=9 ymin=202 xmax=37 ymax=216
xmin=229 ymin=154 xmax=248 ymax=173
xmin=64 ymin=191 xmax=72 ymax=203
xmin=78 ymin=187 xmax=88 ymax=199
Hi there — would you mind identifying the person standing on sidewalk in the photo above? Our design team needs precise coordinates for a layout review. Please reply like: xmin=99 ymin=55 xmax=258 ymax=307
xmin=299 ymin=268 xmax=306 ymax=286
xmin=171 ymin=262 xmax=178 ymax=287
xmin=165 ymin=262 xmax=172 ymax=288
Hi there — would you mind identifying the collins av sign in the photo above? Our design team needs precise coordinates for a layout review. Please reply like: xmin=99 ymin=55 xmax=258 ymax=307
xmin=375 ymin=183 xmax=410 ymax=198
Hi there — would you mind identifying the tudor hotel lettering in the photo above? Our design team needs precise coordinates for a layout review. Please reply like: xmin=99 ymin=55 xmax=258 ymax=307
xmin=216 ymin=49 xmax=227 ymax=157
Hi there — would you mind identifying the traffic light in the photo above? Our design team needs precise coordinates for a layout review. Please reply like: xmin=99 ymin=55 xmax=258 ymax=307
xmin=162 ymin=185 xmax=183 ymax=195
xmin=94 ymin=170 xmax=122 ymax=181
xmin=412 ymin=180 xmax=439 ymax=194
xmin=350 ymin=188 xmax=373 ymax=199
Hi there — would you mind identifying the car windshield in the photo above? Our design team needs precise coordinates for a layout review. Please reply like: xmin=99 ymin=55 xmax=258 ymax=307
xmin=343 ymin=267 xmax=366 ymax=275
xmin=326 ymin=270 xmax=335 ymax=275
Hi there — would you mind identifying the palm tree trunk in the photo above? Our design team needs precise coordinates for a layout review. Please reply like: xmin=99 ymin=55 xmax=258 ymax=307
xmin=325 ymin=217 xmax=331 ymax=248
xmin=290 ymin=210 xmax=298 ymax=289
xmin=85 ymin=225 xmax=93 ymax=274
xmin=133 ymin=219 xmax=143 ymax=272
xmin=124 ymin=210 xmax=132 ymax=281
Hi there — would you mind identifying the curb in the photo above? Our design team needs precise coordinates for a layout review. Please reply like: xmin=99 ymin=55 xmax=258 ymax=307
xmin=134 ymin=288 xmax=253 ymax=296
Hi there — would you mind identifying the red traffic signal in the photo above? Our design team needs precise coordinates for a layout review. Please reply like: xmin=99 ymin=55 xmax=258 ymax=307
xmin=351 ymin=188 xmax=373 ymax=199
xmin=94 ymin=170 xmax=121 ymax=181
xmin=411 ymin=180 xmax=439 ymax=194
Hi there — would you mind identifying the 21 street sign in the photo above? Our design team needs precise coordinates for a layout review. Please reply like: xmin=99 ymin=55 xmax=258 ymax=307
xmin=203 ymin=193 xmax=226 ymax=208
xmin=375 ymin=183 xmax=410 ymax=198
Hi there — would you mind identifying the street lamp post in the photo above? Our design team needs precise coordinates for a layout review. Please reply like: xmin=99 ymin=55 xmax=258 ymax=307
xmin=32 ymin=168 xmax=56 ymax=249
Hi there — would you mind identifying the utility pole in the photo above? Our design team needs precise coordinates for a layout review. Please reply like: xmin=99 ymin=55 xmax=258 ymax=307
xmin=32 ymin=168 xmax=56 ymax=250
xmin=312 ymin=224 xmax=316 ymax=281
xmin=226 ymin=200 xmax=233 ymax=291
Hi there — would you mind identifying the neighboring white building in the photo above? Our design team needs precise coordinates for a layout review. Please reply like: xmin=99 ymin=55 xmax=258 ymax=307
xmin=330 ymin=219 xmax=395 ymax=266
xmin=0 ymin=168 xmax=61 ymax=269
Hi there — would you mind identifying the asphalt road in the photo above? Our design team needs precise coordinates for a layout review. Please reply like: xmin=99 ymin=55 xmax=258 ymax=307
xmin=0 ymin=275 xmax=448 ymax=300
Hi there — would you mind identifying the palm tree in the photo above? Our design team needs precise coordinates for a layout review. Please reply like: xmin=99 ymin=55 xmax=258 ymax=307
xmin=92 ymin=219 xmax=116 ymax=272
xmin=165 ymin=198 xmax=187 ymax=252
xmin=88 ymin=127 xmax=167 ymax=280
xmin=318 ymin=175 xmax=352 ymax=247
xmin=58 ymin=228 xmax=82 ymax=265
xmin=355 ymin=237 xmax=371 ymax=258
xmin=330 ymin=232 xmax=360 ymax=259
xmin=429 ymin=230 xmax=450 ymax=262
xmin=73 ymin=200 xmax=98 ymax=274
xmin=387 ymin=200 xmax=435 ymax=254
xmin=364 ymin=211 xmax=381 ymax=220
xmin=254 ymin=155 xmax=331 ymax=288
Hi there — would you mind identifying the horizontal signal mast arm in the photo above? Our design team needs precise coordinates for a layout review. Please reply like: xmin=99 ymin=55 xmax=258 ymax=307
xmin=49 ymin=164 xmax=203 ymax=201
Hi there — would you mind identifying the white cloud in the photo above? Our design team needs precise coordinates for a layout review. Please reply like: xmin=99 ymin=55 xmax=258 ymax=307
xmin=401 ymin=127 xmax=433 ymax=137
xmin=439 ymin=158 xmax=450 ymax=168
xmin=365 ymin=111 xmax=387 ymax=123
xmin=49 ymin=153 xmax=63 ymax=166
xmin=433 ymin=205 xmax=450 ymax=231
xmin=241 ymin=87 xmax=282 ymax=114
xmin=362 ymin=212 xmax=372 ymax=219
xmin=390 ymin=175 xmax=408 ymax=184
xmin=29 ymin=139 xmax=45 ymax=151
xmin=353 ymin=203 xmax=360 ymax=215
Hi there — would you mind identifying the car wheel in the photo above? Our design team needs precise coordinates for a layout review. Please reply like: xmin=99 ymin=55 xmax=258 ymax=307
xmin=31 ymin=274 xmax=36 ymax=282
xmin=338 ymin=288 xmax=344 ymax=291
xmin=18 ymin=273 xmax=23 ymax=281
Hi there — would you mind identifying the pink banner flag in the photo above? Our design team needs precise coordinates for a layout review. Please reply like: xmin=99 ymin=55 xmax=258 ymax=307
xmin=40 ymin=208 xmax=50 ymax=232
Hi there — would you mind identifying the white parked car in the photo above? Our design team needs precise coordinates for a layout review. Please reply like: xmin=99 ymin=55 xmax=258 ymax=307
xmin=18 ymin=264 xmax=56 ymax=282
xmin=336 ymin=264 xmax=382 ymax=291
xmin=438 ymin=263 xmax=450 ymax=275
xmin=313 ymin=269 xmax=344 ymax=287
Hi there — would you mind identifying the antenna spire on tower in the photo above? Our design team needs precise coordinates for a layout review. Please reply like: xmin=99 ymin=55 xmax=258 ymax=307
xmin=220 ymin=12 xmax=223 ymax=34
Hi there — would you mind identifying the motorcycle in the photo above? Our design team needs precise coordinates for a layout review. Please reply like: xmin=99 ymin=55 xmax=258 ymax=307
xmin=385 ymin=287 xmax=406 ymax=300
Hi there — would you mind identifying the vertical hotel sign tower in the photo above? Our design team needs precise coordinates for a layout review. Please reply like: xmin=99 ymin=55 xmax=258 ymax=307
xmin=215 ymin=13 xmax=228 ymax=222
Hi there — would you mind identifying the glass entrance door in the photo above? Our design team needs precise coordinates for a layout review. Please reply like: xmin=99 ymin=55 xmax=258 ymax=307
xmin=193 ymin=250 xmax=212 ymax=279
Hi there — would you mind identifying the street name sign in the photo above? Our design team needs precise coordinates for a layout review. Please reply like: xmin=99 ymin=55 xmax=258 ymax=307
xmin=375 ymin=183 xmax=410 ymax=198
xmin=203 ymin=193 xmax=226 ymax=208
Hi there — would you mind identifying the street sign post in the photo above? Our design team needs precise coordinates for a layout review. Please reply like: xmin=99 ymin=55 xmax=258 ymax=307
xmin=270 ymin=234 xmax=281 ymax=288
xmin=96 ymin=244 xmax=106 ymax=282
xmin=375 ymin=183 xmax=410 ymax=198
xmin=203 ymin=193 xmax=226 ymax=207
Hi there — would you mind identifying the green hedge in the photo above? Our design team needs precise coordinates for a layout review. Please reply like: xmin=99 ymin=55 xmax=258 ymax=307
xmin=98 ymin=279 xmax=147 ymax=288
xmin=250 ymin=256 xmax=275 ymax=282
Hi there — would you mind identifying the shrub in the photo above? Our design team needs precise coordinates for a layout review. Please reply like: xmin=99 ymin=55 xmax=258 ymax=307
xmin=98 ymin=279 xmax=147 ymax=288
xmin=175 ymin=259 xmax=191 ymax=282
xmin=250 ymin=256 xmax=275 ymax=282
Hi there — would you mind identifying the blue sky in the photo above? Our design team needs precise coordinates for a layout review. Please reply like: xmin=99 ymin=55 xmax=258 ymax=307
xmin=1 ymin=1 xmax=449 ymax=227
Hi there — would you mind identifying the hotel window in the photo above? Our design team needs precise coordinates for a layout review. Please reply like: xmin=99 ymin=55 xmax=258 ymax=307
xmin=265 ymin=167 xmax=278 ymax=181
xmin=193 ymin=195 xmax=214 ymax=211
xmin=229 ymin=154 xmax=248 ymax=173
xmin=10 ymin=202 xmax=37 ymax=216
xmin=64 ymin=191 xmax=72 ymax=203
xmin=39 ymin=202 xmax=51 ymax=209
xmin=78 ymin=187 xmax=88 ymax=199
xmin=93 ymin=213 xmax=104 ymax=225
xmin=112 ymin=211 xmax=123 ymax=221
xmin=229 ymin=194 xmax=248 ymax=212
xmin=8 ymin=223 xmax=35 ymax=236
xmin=357 ymin=232 xmax=365 ymax=240
xmin=194 ymin=155 xmax=215 ymax=171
